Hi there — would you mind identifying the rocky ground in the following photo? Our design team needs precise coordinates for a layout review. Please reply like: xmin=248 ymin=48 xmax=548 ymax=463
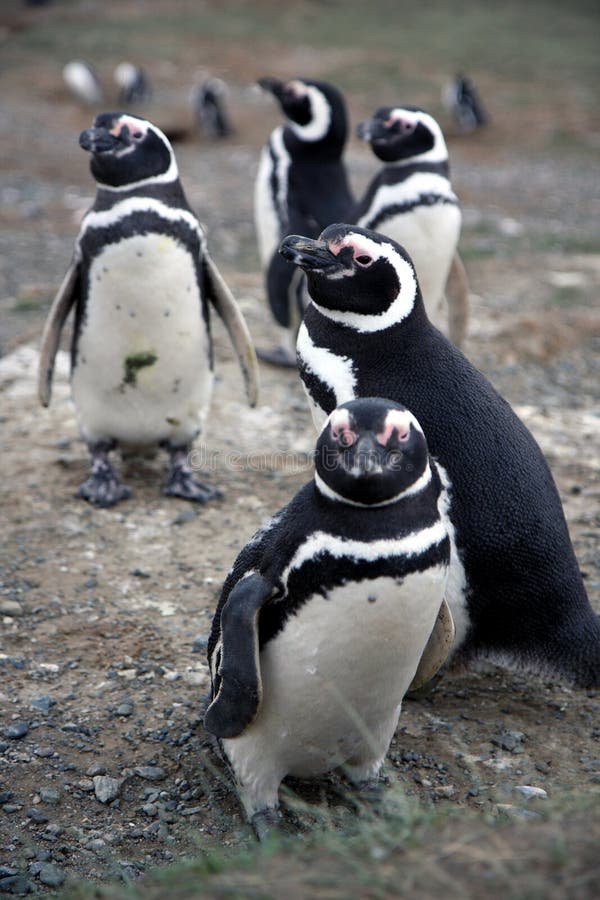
xmin=1 ymin=4 xmax=599 ymax=896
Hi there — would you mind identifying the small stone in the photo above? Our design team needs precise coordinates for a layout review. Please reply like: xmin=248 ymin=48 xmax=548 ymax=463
xmin=84 ymin=839 xmax=106 ymax=852
xmin=26 ymin=808 xmax=49 ymax=824
xmin=0 ymin=874 xmax=32 ymax=895
xmin=496 ymin=803 xmax=541 ymax=822
xmin=34 ymin=747 xmax=55 ymax=758
xmin=93 ymin=775 xmax=121 ymax=804
xmin=37 ymin=863 xmax=65 ymax=888
xmin=434 ymin=784 xmax=455 ymax=799
xmin=86 ymin=762 xmax=107 ymax=777
xmin=140 ymin=803 xmax=157 ymax=816
xmin=172 ymin=508 xmax=197 ymax=526
xmin=134 ymin=766 xmax=166 ymax=782
xmin=0 ymin=790 xmax=13 ymax=803
xmin=29 ymin=696 xmax=53 ymax=714
xmin=514 ymin=785 xmax=548 ymax=800
xmin=130 ymin=568 xmax=151 ymax=578
xmin=39 ymin=787 xmax=60 ymax=805
xmin=115 ymin=702 xmax=134 ymax=717
xmin=491 ymin=730 xmax=525 ymax=753
xmin=2 ymin=804 xmax=22 ymax=813
xmin=4 ymin=722 xmax=29 ymax=740
xmin=191 ymin=635 xmax=208 ymax=653
xmin=76 ymin=778 xmax=95 ymax=792
xmin=0 ymin=600 xmax=24 ymax=617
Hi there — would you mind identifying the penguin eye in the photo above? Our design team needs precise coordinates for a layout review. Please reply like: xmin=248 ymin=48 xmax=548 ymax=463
xmin=355 ymin=255 xmax=372 ymax=267
xmin=132 ymin=131 xmax=144 ymax=140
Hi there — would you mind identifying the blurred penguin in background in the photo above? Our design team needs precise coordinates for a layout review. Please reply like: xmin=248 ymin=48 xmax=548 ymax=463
xmin=442 ymin=73 xmax=488 ymax=133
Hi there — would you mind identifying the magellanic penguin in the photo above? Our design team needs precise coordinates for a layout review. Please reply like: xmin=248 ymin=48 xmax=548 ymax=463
xmin=254 ymin=77 xmax=354 ymax=366
xmin=354 ymin=106 xmax=469 ymax=346
xmin=114 ymin=63 xmax=151 ymax=106
xmin=63 ymin=60 xmax=103 ymax=106
xmin=281 ymin=224 xmax=600 ymax=688
xmin=442 ymin=73 xmax=488 ymax=133
xmin=205 ymin=397 xmax=453 ymax=835
xmin=193 ymin=76 xmax=233 ymax=139
xmin=38 ymin=111 xmax=259 ymax=508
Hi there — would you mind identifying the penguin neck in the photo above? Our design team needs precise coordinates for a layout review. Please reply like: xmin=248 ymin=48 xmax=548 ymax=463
xmin=93 ymin=178 xmax=191 ymax=212
xmin=283 ymin=126 xmax=345 ymax=161
xmin=310 ymin=289 xmax=430 ymax=338
xmin=381 ymin=159 xmax=450 ymax=181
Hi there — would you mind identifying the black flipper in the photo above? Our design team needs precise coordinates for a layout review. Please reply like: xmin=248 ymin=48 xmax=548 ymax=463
xmin=204 ymin=572 xmax=273 ymax=739
xmin=38 ymin=259 xmax=80 ymax=407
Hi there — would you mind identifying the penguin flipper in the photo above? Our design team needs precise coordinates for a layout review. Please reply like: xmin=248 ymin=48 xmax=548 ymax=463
xmin=204 ymin=572 xmax=273 ymax=739
xmin=202 ymin=251 xmax=260 ymax=408
xmin=38 ymin=259 xmax=80 ymax=407
xmin=408 ymin=598 xmax=455 ymax=692
xmin=445 ymin=251 xmax=470 ymax=348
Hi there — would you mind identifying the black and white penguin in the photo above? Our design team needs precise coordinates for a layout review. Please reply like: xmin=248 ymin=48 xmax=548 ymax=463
xmin=254 ymin=77 xmax=354 ymax=366
xmin=193 ymin=76 xmax=233 ymax=139
xmin=38 ymin=111 xmax=259 ymax=507
xmin=281 ymin=224 xmax=600 ymax=688
xmin=354 ymin=105 xmax=468 ymax=345
xmin=205 ymin=397 xmax=453 ymax=834
xmin=442 ymin=73 xmax=488 ymax=133
xmin=114 ymin=62 xmax=151 ymax=106
xmin=62 ymin=60 xmax=103 ymax=106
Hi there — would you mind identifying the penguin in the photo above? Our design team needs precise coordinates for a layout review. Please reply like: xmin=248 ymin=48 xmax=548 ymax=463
xmin=354 ymin=105 xmax=469 ymax=345
xmin=38 ymin=111 xmax=259 ymax=508
xmin=193 ymin=76 xmax=233 ymax=139
xmin=205 ymin=397 xmax=453 ymax=835
xmin=442 ymin=73 xmax=488 ymax=133
xmin=114 ymin=62 xmax=151 ymax=106
xmin=254 ymin=77 xmax=354 ymax=366
xmin=62 ymin=60 xmax=103 ymax=107
xmin=280 ymin=224 xmax=600 ymax=688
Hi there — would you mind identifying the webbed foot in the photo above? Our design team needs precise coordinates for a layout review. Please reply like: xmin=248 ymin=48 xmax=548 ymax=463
xmin=256 ymin=345 xmax=297 ymax=369
xmin=164 ymin=446 xmax=223 ymax=504
xmin=250 ymin=807 xmax=282 ymax=842
xmin=77 ymin=443 xmax=131 ymax=508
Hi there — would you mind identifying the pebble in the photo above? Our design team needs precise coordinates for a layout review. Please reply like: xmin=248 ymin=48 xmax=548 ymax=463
xmin=86 ymin=763 xmax=107 ymax=777
xmin=0 ymin=599 xmax=24 ymax=617
xmin=115 ymin=702 xmax=134 ymax=717
xmin=93 ymin=776 xmax=121 ymax=804
xmin=37 ymin=863 xmax=65 ymax=888
xmin=34 ymin=747 xmax=55 ymax=758
xmin=491 ymin=730 xmax=525 ymax=753
xmin=134 ymin=766 xmax=166 ymax=782
xmin=496 ymin=803 xmax=541 ymax=822
xmin=29 ymin=696 xmax=53 ymax=713
xmin=172 ymin=508 xmax=197 ymax=526
xmin=191 ymin=635 xmax=208 ymax=653
xmin=26 ymin=808 xmax=49 ymax=824
xmin=39 ymin=787 xmax=60 ymax=805
xmin=514 ymin=785 xmax=548 ymax=800
xmin=0 ymin=874 xmax=32 ymax=895
xmin=3 ymin=722 xmax=29 ymax=740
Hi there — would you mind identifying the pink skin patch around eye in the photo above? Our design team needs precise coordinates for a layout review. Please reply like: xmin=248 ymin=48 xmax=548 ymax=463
xmin=110 ymin=117 xmax=146 ymax=139
xmin=329 ymin=409 xmax=357 ymax=446
xmin=376 ymin=412 xmax=410 ymax=446
xmin=328 ymin=237 xmax=370 ymax=263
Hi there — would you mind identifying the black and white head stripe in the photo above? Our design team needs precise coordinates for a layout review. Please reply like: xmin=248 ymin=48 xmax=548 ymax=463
xmin=79 ymin=112 xmax=178 ymax=191
xmin=314 ymin=397 xmax=433 ymax=507
xmin=280 ymin=225 xmax=420 ymax=332
xmin=356 ymin=106 xmax=448 ymax=165
xmin=284 ymin=80 xmax=332 ymax=142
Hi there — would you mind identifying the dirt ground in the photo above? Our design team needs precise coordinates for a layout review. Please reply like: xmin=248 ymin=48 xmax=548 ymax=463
xmin=0 ymin=2 xmax=599 ymax=895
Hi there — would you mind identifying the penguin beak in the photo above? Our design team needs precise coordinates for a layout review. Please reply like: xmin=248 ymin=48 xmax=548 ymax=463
xmin=350 ymin=434 xmax=383 ymax=478
xmin=279 ymin=235 xmax=338 ymax=272
xmin=257 ymin=77 xmax=285 ymax=100
xmin=355 ymin=119 xmax=371 ymax=141
xmin=79 ymin=126 xmax=124 ymax=154
xmin=355 ymin=117 xmax=386 ymax=143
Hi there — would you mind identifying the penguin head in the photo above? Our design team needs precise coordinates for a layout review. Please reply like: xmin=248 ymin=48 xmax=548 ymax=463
xmin=79 ymin=112 xmax=177 ymax=189
xmin=279 ymin=224 xmax=423 ymax=331
xmin=258 ymin=76 xmax=347 ymax=147
xmin=315 ymin=398 xmax=431 ymax=506
xmin=356 ymin=106 xmax=447 ymax=164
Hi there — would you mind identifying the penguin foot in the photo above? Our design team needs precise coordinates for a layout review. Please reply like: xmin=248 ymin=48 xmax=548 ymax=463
xmin=256 ymin=345 xmax=297 ymax=369
xmin=164 ymin=464 xmax=223 ymax=504
xmin=77 ymin=467 xmax=131 ymax=508
xmin=249 ymin=807 xmax=282 ymax=842
xmin=352 ymin=777 xmax=388 ymax=815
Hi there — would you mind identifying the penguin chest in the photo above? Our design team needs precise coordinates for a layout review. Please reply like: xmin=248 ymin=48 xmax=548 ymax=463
xmin=73 ymin=233 xmax=212 ymax=446
xmin=254 ymin=130 xmax=289 ymax=267
xmin=224 ymin=568 xmax=447 ymax=781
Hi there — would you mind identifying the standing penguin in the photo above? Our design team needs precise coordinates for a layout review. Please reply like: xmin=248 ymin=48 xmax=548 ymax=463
xmin=354 ymin=106 xmax=469 ymax=345
xmin=62 ymin=60 xmax=103 ymax=106
xmin=442 ymin=73 xmax=488 ymax=133
xmin=114 ymin=63 xmax=151 ymax=106
xmin=281 ymin=224 xmax=600 ymax=688
xmin=193 ymin=76 xmax=233 ymax=139
xmin=254 ymin=77 xmax=354 ymax=366
xmin=205 ymin=397 xmax=452 ymax=835
xmin=38 ymin=112 xmax=259 ymax=507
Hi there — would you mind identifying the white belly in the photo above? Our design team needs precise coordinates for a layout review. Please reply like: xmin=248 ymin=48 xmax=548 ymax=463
xmin=254 ymin=133 xmax=288 ymax=269
xmin=223 ymin=568 xmax=447 ymax=815
xmin=72 ymin=233 xmax=212 ymax=446
xmin=378 ymin=204 xmax=461 ymax=325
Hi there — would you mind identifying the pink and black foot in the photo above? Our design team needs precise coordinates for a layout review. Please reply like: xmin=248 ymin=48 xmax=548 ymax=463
xmin=163 ymin=445 xmax=223 ymax=504
xmin=77 ymin=441 xmax=131 ymax=508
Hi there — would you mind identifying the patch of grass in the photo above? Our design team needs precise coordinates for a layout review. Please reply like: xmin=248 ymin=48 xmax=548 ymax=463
xmin=57 ymin=789 xmax=600 ymax=900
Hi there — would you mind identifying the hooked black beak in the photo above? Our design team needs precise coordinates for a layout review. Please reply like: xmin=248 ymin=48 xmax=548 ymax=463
xmin=350 ymin=434 xmax=383 ymax=477
xmin=257 ymin=76 xmax=285 ymax=100
xmin=355 ymin=117 xmax=386 ymax=143
xmin=279 ymin=235 xmax=337 ymax=271
xmin=79 ymin=126 xmax=124 ymax=154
